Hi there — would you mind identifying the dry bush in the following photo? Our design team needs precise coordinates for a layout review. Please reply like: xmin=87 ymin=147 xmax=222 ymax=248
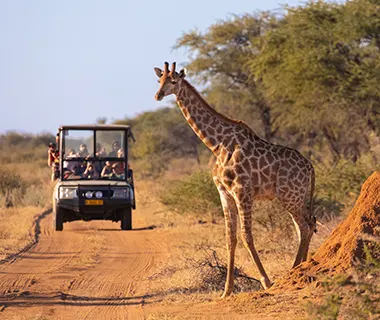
xmin=252 ymin=199 xmax=295 ymax=238
xmin=149 ymin=241 xmax=261 ymax=298
xmin=0 ymin=168 xmax=25 ymax=208
xmin=181 ymin=244 xmax=262 ymax=294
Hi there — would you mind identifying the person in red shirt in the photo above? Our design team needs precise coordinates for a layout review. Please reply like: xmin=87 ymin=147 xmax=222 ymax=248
xmin=48 ymin=142 xmax=60 ymax=181
xmin=47 ymin=143 xmax=59 ymax=167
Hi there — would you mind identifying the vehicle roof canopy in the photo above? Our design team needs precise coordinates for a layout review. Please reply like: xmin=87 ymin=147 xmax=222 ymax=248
xmin=59 ymin=124 xmax=130 ymax=131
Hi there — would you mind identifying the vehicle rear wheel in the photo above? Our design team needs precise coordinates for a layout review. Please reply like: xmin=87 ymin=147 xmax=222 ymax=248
xmin=121 ymin=207 xmax=132 ymax=230
xmin=55 ymin=207 xmax=64 ymax=231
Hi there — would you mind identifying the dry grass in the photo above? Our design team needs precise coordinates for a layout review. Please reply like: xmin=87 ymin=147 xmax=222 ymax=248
xmin=0 ymin=206 xmax=45 ymax=260
xmin=0 ymin=160 xmax=52 ymax=261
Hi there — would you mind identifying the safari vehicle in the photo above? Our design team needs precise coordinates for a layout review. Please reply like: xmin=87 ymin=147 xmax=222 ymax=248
xmin=52 ymin=124 xmax=136 ymax=231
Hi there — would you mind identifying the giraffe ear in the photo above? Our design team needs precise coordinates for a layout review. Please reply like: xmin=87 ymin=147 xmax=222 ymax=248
xmin=178 ymin=68 xmax=187 ymax=79
xmin=154 ymin=67 xmax=163 ymax=78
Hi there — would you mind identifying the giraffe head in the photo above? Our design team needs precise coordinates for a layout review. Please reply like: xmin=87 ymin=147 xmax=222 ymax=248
xmin=154 ymin=61 xmax=186 ymax=101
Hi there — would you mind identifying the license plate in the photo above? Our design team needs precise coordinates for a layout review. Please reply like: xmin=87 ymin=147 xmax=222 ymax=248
xmin=85 ymin=199 xmax=103 ymax=205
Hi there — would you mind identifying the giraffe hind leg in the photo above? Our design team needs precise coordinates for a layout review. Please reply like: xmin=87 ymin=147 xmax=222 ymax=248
xmin=238 ymin=201 xmax=272 ymax=289
xmin=290 ymin=211 xmax=313 ymax=267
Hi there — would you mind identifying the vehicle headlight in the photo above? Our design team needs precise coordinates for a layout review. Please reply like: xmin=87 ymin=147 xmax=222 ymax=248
xmin=95 ymin=191 xmax=103 ymax=199
xmin=85 ymin=191 xmax=93 ymax=199
xmin=59 ymin=187 xmax=78 ymax=199
xmin=112 ymin=188 xmax=129 ymax=199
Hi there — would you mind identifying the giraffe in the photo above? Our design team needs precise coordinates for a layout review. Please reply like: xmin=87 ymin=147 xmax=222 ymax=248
xmin=154 ymin=62 xmax=316 ymax=298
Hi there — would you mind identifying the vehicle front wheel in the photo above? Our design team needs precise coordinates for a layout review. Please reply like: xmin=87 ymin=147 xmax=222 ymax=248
xmin=121 ymin=208 xmax=132 ymax=230
xmin=55 ymin=207 xmax=64 ymax=231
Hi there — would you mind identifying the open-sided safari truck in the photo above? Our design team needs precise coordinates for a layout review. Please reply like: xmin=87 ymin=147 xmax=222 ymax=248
xmin=52 ymin=125 xmax=136 ymax=231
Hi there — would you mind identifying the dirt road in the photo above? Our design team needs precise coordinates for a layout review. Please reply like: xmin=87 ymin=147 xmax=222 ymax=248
xmin=0 ymin=210 xmax=169 ymax=319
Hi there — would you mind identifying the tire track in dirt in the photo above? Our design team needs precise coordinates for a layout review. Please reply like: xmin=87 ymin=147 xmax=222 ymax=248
xmin=61 ymin=225 xmax=167 ymax=320
xmin=0 ymin=214 xmax=85 ymax=298
xmin=0 ymin=206 xmax=170 ymax=320
xmin=0 ymin=208 xmax=52 ymax=267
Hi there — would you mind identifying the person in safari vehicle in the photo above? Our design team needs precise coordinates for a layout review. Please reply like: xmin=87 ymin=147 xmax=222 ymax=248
xmin=108 ymin=140 xmax=121 ymax=157
xmin=82 ymin=162 xmax=99 ymax=179
xmin=48 ymin=142 xmax=60 ymax=181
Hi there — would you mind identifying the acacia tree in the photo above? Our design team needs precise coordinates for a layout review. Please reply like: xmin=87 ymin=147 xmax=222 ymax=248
xmin=175 ymin=13 xmax=280 ymax=142
xmin=252 ymin=0 xmax=380 ymax=162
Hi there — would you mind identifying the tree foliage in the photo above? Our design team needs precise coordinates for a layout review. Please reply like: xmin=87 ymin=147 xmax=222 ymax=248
xmin=115 ymin=107 xmax=202 ymax=176
xmin=176 ymin=0 xmax=380 ymax=163
xmin=253 ymin=0 xmax=380 ymax=162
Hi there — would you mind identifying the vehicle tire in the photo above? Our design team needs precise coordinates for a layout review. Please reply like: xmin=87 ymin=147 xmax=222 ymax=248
xmin=121 ymin=207 xmax=132 ymax=230
xmin=55 ymin=207 xmax=64 ymax=231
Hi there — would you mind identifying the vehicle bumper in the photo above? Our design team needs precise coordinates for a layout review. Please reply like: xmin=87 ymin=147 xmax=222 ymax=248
xmin=57 ymin=198 xmax=133 ymax=213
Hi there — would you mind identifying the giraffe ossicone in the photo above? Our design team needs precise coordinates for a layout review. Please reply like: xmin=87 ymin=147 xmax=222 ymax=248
xmin=154 ymin=61 xmax=317 ymax=297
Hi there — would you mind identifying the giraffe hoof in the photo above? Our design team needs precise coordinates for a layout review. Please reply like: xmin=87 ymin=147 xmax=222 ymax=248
xmin=221 ymin=290 xmax=232 ymax=299
xmin=261 ymin=277 xmax=272 ymax=290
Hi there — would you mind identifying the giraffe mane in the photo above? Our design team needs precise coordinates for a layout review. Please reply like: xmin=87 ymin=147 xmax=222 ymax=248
xmin=182 ymin=79 xmax=260 ymax=138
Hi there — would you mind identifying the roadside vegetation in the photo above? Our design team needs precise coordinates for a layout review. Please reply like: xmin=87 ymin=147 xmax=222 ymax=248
xmin=0 ymin=132 xmax=53 ymax=260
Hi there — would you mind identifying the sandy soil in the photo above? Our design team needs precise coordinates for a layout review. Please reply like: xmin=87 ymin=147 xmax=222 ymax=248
xmin=0 ymin=195 xmax=314 ymax=320
xmin=0 ymin=205 xmax=171 ymax=319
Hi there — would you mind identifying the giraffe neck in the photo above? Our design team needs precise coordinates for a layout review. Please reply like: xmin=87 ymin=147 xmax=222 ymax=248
xmin=174 ymin=79 xmax=247 ymax=154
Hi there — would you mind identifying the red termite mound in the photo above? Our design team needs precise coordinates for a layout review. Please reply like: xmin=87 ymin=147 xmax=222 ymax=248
xmin=273 ymin=171 xmax=380 ymax=290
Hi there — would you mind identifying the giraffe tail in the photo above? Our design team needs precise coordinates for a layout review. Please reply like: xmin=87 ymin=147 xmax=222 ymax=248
xmin=309 ymin=167 xmax=317 ymax=233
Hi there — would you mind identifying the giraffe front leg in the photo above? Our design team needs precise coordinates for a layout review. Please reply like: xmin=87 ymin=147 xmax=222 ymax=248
xmin=216 ymin=185 xmax=238 ymax=299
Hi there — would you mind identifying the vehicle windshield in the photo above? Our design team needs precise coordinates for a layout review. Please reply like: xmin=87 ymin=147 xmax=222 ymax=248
xmin=61 ymin=129 xmax=127 ymax=181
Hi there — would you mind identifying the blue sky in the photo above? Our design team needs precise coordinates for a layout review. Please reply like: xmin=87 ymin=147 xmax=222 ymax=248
xmin=0 ymin=0 xmax=306 ymax=134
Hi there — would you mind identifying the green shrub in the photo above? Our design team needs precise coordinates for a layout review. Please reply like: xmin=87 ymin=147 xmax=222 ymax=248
xmin=314 ymin=155 xmax=379 ymax=220
xmin=306 ymin=245 xmax=380 ymax=320
xmin=160 ymin=170 xmax=222 ymax=218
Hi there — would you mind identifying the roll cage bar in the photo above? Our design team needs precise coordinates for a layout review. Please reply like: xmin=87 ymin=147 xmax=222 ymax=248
xmin=57 ymin=124 xmax=134 ymax=181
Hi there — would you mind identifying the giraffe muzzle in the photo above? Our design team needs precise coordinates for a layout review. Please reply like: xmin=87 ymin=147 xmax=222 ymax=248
xmin=155 ymin=91 xmax=164 ymax=101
